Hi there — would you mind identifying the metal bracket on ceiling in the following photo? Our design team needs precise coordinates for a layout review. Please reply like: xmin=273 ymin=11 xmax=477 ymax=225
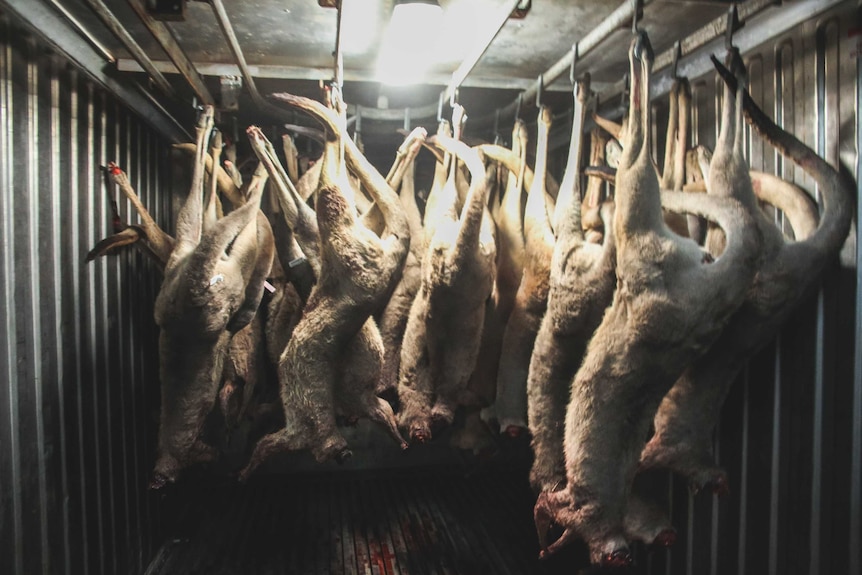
xmin=535 ymin=74 xmax=544 ymax=109
xmin=219 ymin=75 xmax=242 ymax=111
xmin=514 ymin=93 xmax=523 ymax=121
xmin=569 ymin=43 xmax=579 ymax=85
xmin=725 ymin=4 xmax=744 ymax=50
xmin=671 ymin=40 xmax=682 ymax=79
xmin=146 ymin=0 xmax=186 ymax=21
xmin=404 ymin=107 xmax=411 ymax=132
xmin=630 ymin=0 xmax=644 ymax=33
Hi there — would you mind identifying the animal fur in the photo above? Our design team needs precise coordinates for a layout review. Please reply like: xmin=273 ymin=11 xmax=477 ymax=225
xmin=533 ymin=34 xmax=762 ymax=566
xmin=495 ymin=107 xmax=556 ymax=434
xmin=376 ymin=129 xmax=428 ymax=394
xmin=527 ymin=76 xmax=617 ymax=494
xmin=397 ymin=129 xmax=497 ymax=442
xmin=240 ymin=95 xmax=409 ymax=473
xmin=640 ymin=50 xmax=854 ymax=493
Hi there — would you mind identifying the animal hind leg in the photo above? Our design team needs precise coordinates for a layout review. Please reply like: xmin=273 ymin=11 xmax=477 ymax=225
xmin=238 ymin=428 xmax=303 ymax=481
xmin=228 ymin=213 xmax=275 ymax=333
xmin=624 ymin=494 xmax=676 ymax=547
xmin=397 ymin=297 xmax=436 ymax=442
xmin=365 ymin=396 xmax=409 ymax=450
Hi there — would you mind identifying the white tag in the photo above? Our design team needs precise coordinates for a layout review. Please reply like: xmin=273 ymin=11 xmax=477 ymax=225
xmin=264 ymin=281 xmax=276 ymax=293
xmin=209 ymin=273 xmax=224 ymax=286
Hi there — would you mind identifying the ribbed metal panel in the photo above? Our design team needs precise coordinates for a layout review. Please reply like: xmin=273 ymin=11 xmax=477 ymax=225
xmin=1 ymin=3 xmax=860 ymax=575
xmin=645 ymin=3 xmax=861 ymax=574
xmin=0 ymin=15 xmax=170 ymax=575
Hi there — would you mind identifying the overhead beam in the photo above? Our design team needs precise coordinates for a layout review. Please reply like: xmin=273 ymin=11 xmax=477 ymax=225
xmin=126 ymin=0 xmax=214 ymax=105
xmin=81 ymin=0 xmax=175 ymax=97
xmin=443 ymin=0 xmax=525 ymax=103
xmin=597 ymin=0 xmax=842 ymax=115
xmin=116 ymin=59 xmax=572 ymax=93
xmin=0 ymin=0 xmax=190 ymax=142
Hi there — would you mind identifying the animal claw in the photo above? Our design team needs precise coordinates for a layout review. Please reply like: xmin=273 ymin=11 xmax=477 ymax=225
xmin=335 ymin=448 xmax=353 ymax=464
xmin=149 ymin=472 xmax=169 ymax=490
xmin=707 ymin=474 xmax=730 ymax=497
xmin=533 ymin=492 xmax=554 ymax=549
xmin=504 ymin=425 xmax=524 ymax=438
xmin=410 ymin=427 xmax=431 ymax=444
xmin=602 ymin=548 xmax=633 ymax=568
xmin=653 ymin=528 xmax=677 ymax=547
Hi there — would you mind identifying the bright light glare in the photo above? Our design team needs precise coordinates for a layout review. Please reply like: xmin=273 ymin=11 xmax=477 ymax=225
xmin=340 ymin=0 xmax=380 ymax=55
xmin=376 ymin=3 xmax=443 ymax=85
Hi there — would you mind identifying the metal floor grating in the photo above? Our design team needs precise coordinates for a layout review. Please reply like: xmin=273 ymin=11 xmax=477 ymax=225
xmin=143 ymin=462 xmax=623 ymax=575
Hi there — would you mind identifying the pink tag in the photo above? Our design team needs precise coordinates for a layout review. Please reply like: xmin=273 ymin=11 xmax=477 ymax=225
xmin=264 ymin=281 xmax=276 ymax=293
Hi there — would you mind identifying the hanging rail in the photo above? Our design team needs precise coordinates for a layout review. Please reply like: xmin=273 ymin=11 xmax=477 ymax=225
xmin=596 ymin=0 xmax=780 ymax=108
xmin=209 ymin=0 xmax=298 ymax=122
xmin=81 ymin=0 xmax=175 ymax=97
xmin=486 ymin=0 xmax=654 ymax=123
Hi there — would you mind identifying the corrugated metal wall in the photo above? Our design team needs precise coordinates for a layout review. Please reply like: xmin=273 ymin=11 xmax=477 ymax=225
xmin=1 ymin=3 xmax=861 ymax=575
xmin=0 ymin=15 xmax=171 ymax=575
xmin=640 ymin=4 xmax=861 ymax=575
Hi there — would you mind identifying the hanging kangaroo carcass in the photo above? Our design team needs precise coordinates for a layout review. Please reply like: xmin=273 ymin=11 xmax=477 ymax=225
xmin=495 ymin=106 xmax=557 ymax=436
xmin=526 ymin=75 xmax=616 ymax=495
xmin=397 ymin=114 xmax=497 ymax=442
xmin=375 ymin=129 xmax=428 ymax=395
xmin=143 ymin=107 xmax=276 ymax=488
xmin=533 ymin=32 xmax=763 ymax=566
xmin=248 ymin=121 xmax=412 ymax=452
xmin=640 ymin=49 xmax=854 ymax=494
xmin=240 ymin=93 xmax=409 ymax=472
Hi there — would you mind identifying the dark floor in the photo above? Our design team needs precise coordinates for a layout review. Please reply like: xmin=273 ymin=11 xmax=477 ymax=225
xmin=145 ymin=457 xmax=676 ymax=575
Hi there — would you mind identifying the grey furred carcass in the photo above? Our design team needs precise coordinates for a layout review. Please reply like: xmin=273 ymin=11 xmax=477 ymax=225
xmin=533 ymin=32 xmax=763 ymax=566
xmin=526 ymin=75 xmax=616 ymax=496
xmin=375 ymin=129 xmax=428 ymax=395
xmin=243 ymin=122 xmax=413 ymax=469
xmin=149 ymin=106 xmax=275 ymax=488
xmin=240 ymin=93 xmax=409 ymax=473
xmin=397 ymin=114 xmax=497 ymax=443
xmin=640 ymin=49 xmax=855 ymax=494
xmin=495 ymin=107 xmax=557 ymax=435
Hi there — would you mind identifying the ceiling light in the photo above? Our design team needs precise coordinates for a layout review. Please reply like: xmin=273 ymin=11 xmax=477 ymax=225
xmin=376 ymin=0 xmax=443 ymax=86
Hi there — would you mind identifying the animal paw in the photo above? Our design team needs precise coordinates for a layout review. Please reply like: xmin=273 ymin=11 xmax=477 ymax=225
xmin=410 ymin=426 xmax=432 ymax=444
xmin=149 ymin=472 xmax=170 ymax=490
xmin=430 ymin=404 xmax=454 ymax=430
xmin=652 ymin=528 xmax=677 ymax=547
xmin=689 ymin=468 xmax=730 ymax=496
xmin=504 ymin=424 xmax=527 ymax=439
xmin=313 ymin=438 xmax=352 ymax=464
xmin=703 ymin=473 xmax=730 ymax=497
xmin=335 ymin=447 xmax=353 ymax=464
xmin=601 ymin=549 xmax=633 ymax=568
